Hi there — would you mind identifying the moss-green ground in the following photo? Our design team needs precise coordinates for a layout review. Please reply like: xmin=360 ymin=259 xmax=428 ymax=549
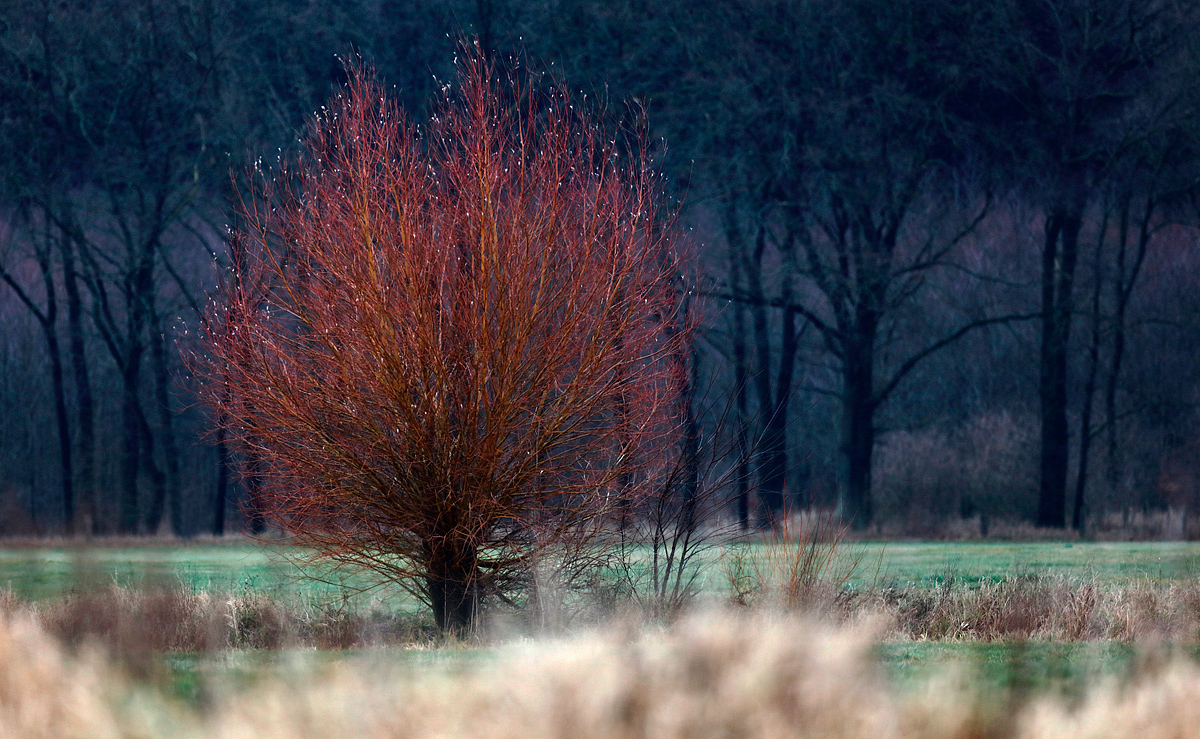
xmin=0 ymin=539 xmax=418 ymax=610
xmin=855 ymin=541 xmax=1200 ymax=587
xmin=7 ymin=539 xmax=1198 ymax=600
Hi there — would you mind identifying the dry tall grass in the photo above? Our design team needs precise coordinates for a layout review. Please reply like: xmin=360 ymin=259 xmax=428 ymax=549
xmin=0 ymin=584 xmax=439 ymax=669
xmin=865 ymin=574 xmax=1200 ymax=642
xmin=722 ymin=513 xmax=861 ymax=610
xmin=6 ymin=609 xmax=1200 ymax=738
xmin=10 ymin=567 xmax=1200 ymax=658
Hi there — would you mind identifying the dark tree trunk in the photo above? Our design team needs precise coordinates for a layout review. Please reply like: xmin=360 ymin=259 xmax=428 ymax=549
xmin=426 ymin=541 xmax=480 ymax=635
xmin=1038 ymin=210 xmax=1081 ymax=528
xmin=60 ymin=230 xmax=95 ymax=534
xmin=37 ymin=243 xmax=73 ymax=533
xmin=746 ymin=227 xmax=798 ymax=529
xmin=241 ymin=453 xmax=267 ymax=534
xmin=1106 ymin=197 xmax=1150 ymax=503
xmin=113 ymin=233 xmax=157 ymax=534
xmin=1105 ymin=288 xmax=1126 ymax=502
xmin=1073 ymin=215 xmax=1107 ymax=532
xmin=733 ymin=303 xmax=751 ymax=531
xmin=2 ymin=237 xmax=74 ymax=534
xmin=138 ymin=402 xmax=167 ymax=534
xmin=213 ymin=421 xmax=229 ymax=536
xmin=757 ymin=302 xmax=798 ymax=528
xmin=679 ymin=346 xmax=700 ymax=534
xmin=726 ymin=214 xmax=752 ymax=530
xmin=749 ymin=295 xmax=775 ymax=526
xmin=838 ymin=328 xmax=877 ymax=530
xmin=147 ymin=302 xmax=181 ymax=534
xmin=429 ymin=576 xmax=479 ymax=635
xmin=44 ymin=328 xmax=73 ymax=534
xmin=118 ymin=357 xmax=144 ymax=534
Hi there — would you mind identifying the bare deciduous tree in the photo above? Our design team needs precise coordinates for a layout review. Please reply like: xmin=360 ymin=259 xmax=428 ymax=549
xmin=201 ymin=53 xmax=691 ymax=633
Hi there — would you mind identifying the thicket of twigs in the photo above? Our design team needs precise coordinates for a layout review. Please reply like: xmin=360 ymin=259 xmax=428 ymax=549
xmin=199 ymin=45 xmax=692 ymax=635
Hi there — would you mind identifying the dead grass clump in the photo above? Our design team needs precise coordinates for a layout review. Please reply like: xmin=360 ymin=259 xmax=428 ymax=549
xmin=0 ymin=611 xmax=159 ymax=739
xmin=0 ymin=585 xmax=442 ymax=662
xmin=12 ymin=607 xmax=1200 ymax=738
xmin=211 ymin=614 xmax=909 ymax=739
xmin=1021 ymin=661 xmax=1200 ymax=738
xmin=788 ymin=574 xmax=1200 ymax=643
xmin=951 ymin=577 xmax=1085 ymax=640
xmin=721 ymin=512 xmax=861 ymax=612
xmin=884 ymin=576 xmax=1125 ymax=641
xmin=39 ymin=585 xmax=226 ymax=655
xmin=225 ymin=591 xmax=289 ymax=650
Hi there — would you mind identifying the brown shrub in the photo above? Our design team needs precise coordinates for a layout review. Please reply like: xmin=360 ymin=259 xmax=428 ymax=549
xmin=38 ymin=585 xmax=226 ymax=655
xmin=875 ymin=412 xmax=1039 ymax=534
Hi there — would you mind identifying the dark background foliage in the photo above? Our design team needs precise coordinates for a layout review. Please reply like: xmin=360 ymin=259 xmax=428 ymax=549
xmin=4 ymin=0 xmax=1200 ymax=537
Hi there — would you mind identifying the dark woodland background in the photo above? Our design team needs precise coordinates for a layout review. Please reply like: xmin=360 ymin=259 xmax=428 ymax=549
xmin=4 ymin=0 xmax=1200 ymax=537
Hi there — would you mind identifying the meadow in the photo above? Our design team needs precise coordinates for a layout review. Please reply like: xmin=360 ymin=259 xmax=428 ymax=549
xmin=5 ymin=538 xmax=1200 ymax=601
xmin=5 ymin=538 xmax=1200 ymax=737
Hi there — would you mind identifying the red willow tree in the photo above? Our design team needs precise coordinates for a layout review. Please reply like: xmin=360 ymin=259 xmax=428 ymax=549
xmin=200 ymin=52 xmax=692 ymax=633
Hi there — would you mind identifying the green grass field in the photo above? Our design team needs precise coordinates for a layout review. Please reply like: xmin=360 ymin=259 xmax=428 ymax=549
xmin=848 ymin=540 xmax=1200 ymax=587
xmin=3 ymin=538 xmax=1200 ymax=601
xmin=0 ymin=539 xmax=418 ymax=609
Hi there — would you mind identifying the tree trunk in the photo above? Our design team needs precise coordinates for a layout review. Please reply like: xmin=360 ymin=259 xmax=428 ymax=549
xmin=3 ymin=240 xmax=75 ymax=534
xmin=1073 ymin=216 xmax=1106 ymax=532
xmin=118 ymin=357 xmax=143 ymax=534
xmin=1 ymin=227 xmax=75 ymax=534
xmin=149 ymin=303 xmax=182 ymax=535
xmin=43 ymin=327 xmax=73 ymax=534
xmin=429 ymin=575 xmax=479 ymax=635
xmin=733 ymin=303 xmax=751 ymax=531
xmin=679 ymin=345 xmax=700 ymax=534
xmin=213 ymin=421 xmax=229 ymax=536
xmin=749 ymin=295 xmax=776 ymax=525
xmin=726 ymin=213 xmax=752 ymax=530
xmin=838 ymin=345 xmax=876 ymax=529
xmin=60 ymin=230 xmax=95 ymax=535
xmin=1106 ymin=196 xmax=1150 ymax=505
xmin=837 ymin=307 xmax=879 ymax=530
xmin=746 ymin=227 xmax=799 ymax=528
xmin=138 ymin=402 xmax=167 ymax=534
xmin=426 ymin=541 xmax=480 ymax=635
xmin=757 ymin=302 xmax=798 ymax=528
xmin=1038 ymin=210 xmax=1081 ymax=528
xmin=35 ymin=243 xmax=73 ymax=533
xmin=242 ymin=454 xmax=267 ymax=535
xmin=114 ymin=234 xmax=157 ymax=534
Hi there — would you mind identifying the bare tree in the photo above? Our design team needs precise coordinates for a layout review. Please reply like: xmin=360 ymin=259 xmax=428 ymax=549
xmin=200 ymin=56 xmax=692 ymax=632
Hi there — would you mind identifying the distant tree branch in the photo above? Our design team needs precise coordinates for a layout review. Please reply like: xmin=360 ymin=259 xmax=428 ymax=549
xmin=874 ymin=312 xmax=1042 ymax=405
